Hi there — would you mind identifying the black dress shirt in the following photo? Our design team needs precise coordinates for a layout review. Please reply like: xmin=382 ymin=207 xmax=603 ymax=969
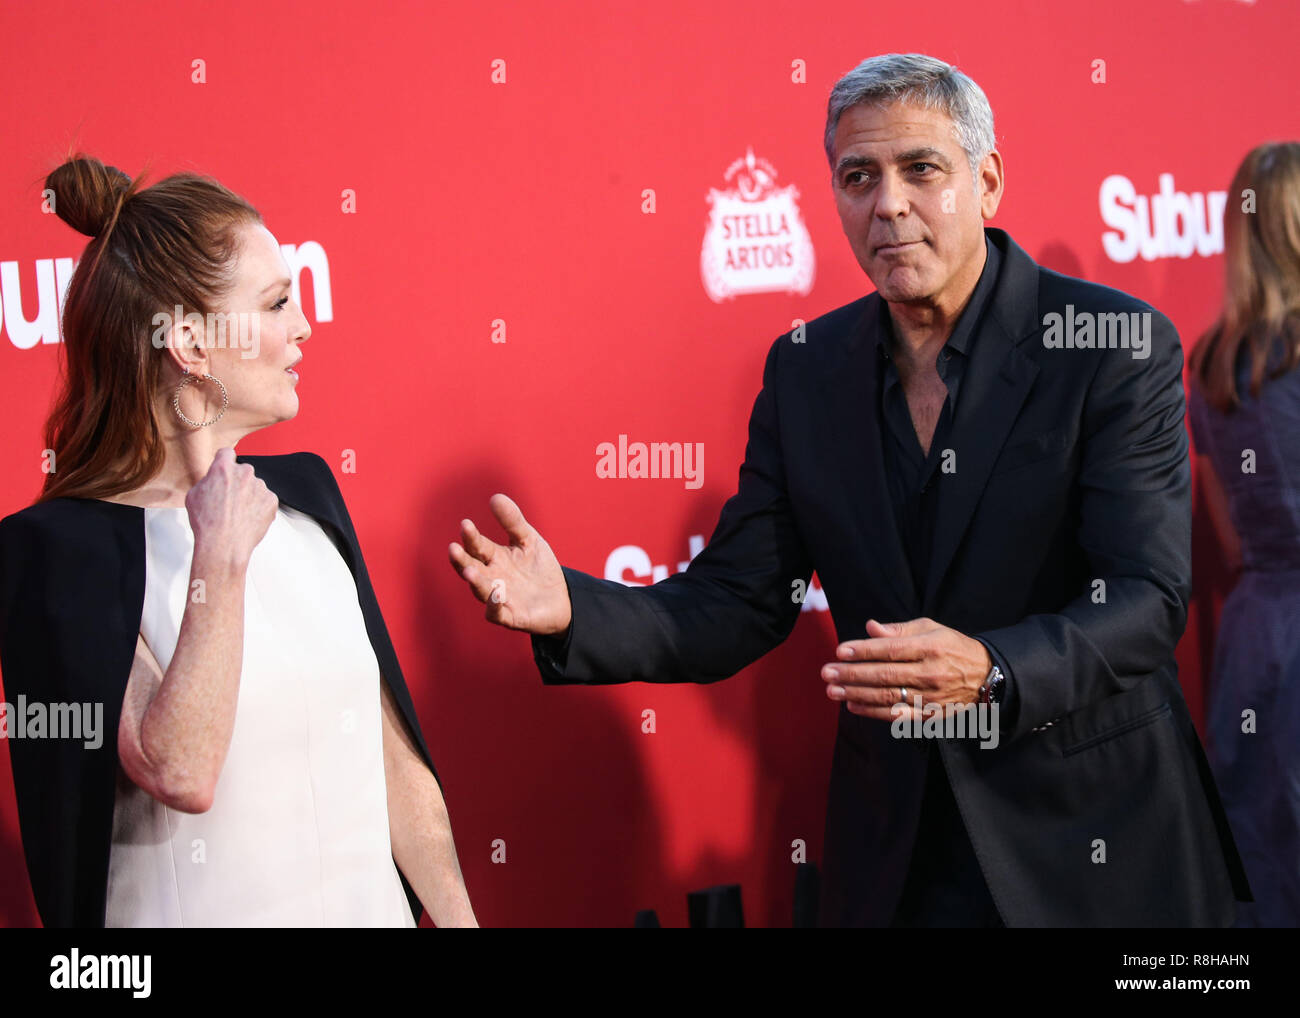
xmin=877 ymin=235 xmax=1007 ymax=926
xmin=874 ymin=234 xmax=1018 ymax=719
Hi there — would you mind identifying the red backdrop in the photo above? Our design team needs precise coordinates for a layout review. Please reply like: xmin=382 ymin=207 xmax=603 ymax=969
xmin=1 ymin=0 xmax=1297 ymax=927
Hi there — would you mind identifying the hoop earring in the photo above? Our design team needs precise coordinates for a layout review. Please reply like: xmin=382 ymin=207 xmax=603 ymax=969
xmin=172 ymin=369 xmax=229 ymax=428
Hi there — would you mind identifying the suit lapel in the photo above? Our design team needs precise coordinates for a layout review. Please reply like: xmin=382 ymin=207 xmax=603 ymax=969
xmin=922 ymin=314 xmax=1038 ymax=612
xmin=922 ymin=229 xmax=1043 ymax=612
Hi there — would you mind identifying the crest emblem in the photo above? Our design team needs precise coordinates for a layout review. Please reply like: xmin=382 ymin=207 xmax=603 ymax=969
xmin=700 ymin=148 xmax=815 ymax=302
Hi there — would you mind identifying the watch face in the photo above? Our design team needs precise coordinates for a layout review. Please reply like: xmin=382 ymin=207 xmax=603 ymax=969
xmin=983 ymin=666 xmax=1004 ymax=705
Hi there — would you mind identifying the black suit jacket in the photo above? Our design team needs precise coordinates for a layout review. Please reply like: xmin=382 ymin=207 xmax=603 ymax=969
xmin=0 ymin=451 xmax=439 ymax=927
xmin=533 ymin=227 xmax=1252 ymax=926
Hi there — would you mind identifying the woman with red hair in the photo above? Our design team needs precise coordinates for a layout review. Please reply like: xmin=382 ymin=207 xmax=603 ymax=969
xmin=0 ymin=155 xmax=475 ymax=928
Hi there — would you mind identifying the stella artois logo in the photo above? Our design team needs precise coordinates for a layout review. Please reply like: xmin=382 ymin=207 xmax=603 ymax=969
xmin=700 ymin=148 xmax=815 ymax=302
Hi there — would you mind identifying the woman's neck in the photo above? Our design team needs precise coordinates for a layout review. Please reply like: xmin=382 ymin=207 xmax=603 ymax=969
xmin=101 ymin=418 xmax=253 ymax=508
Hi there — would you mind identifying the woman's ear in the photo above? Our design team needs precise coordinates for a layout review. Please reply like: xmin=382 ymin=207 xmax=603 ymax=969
xmin=157 ymin=308 xmax=210 ymax=377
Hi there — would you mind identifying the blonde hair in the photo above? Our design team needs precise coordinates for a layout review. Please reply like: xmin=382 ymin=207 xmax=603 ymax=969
xmin=1190 ymin=142 xmax=1300 ymax=411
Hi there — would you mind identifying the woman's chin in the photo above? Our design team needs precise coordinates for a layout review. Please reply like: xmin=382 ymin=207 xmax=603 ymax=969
xmin=263 ymin=397 xmax=300 ymax=426
xmin=229 ymin=395 xmax=298 ymax=431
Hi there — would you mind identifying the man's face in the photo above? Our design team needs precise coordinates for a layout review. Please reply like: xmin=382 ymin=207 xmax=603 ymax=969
xmin=831 ymin=101 xmax=1001 ymax=308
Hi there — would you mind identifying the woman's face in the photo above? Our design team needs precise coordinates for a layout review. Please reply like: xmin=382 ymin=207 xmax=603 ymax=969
xmin=195 ymin=221 xmax=311 ymax=430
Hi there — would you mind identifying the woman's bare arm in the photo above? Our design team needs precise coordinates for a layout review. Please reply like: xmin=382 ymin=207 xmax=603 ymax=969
xmin=380 ymin=674 xmax=477 ymax=927
xmin=117 ymin=549 xmax=251 ymax=813
xmin=116 ymin=449 xmax=278 ymax=813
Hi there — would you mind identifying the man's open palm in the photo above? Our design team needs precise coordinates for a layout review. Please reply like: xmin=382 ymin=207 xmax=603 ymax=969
xmin=448 ymin=494 xmax=572 ymax=636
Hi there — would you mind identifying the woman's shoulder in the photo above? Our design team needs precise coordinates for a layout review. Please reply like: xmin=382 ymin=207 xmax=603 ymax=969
xmin=235 ymin=451 xmax=354 ymax=542
xmin=237 ymin=449 xmax=330 ymax=471
xmin=1 ymin=496 xmax=138 ymax=553
xmin=0 ymin=500 xmax=143 ymax=672
xmin=0 ymin=499 xmax=142 ymax=608
xmin=237 ymin=450 xmax=338 ymax=492
xmin=1229 ymin=333 xmax=1300 ymax=407
xmin=240 ymin=450 xmax=348 ymax=509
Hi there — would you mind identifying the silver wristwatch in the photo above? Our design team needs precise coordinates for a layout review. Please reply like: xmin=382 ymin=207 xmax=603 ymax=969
xmin=978 ymin=664 xmax=1005 ymax=705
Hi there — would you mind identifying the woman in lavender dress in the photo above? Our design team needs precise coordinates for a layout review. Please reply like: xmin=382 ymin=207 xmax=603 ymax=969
xmin=1187 ymin=141 xmax=1300 ymax=928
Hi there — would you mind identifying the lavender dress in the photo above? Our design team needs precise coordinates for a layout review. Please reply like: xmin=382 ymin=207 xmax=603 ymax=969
xmin=1187 ymin=340 xmax=1300 ymax=928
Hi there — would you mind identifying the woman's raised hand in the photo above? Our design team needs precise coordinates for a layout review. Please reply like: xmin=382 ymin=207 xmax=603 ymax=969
xmin=449 ymin=494 xmax=572 ymax=636
xmin=185 ymin=447 xmax=279 ymax=570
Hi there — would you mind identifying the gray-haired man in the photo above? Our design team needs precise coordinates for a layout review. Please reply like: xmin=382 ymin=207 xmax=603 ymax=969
xmin=451 ymin=53 xmax=1251 ymax=926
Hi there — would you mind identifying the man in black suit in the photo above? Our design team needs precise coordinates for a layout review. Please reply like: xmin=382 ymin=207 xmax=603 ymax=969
xmin=449 ymin=53 xmax=1251 ymax=926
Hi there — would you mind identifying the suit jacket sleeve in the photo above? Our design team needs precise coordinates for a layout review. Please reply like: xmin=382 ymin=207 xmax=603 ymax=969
xmin=532 ymin=336 xmax=814 ymax=684
xmin=975 ymin=310 xmax=1193 ymax=735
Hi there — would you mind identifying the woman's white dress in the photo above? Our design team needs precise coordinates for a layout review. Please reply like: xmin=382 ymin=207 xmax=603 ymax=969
xmin=104 ymin=505 xmax=416 ymax=927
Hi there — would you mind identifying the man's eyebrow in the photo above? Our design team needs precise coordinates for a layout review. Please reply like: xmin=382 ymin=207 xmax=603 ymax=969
xmin=835 ymin=153 xmax=875 ymax=177
xmin=835 ymin=147 xmax=953 ymax=177
xmin=895 ymin=147 xmax=951 ymax=167
xmin=259 ymin=276 xmax=291 ymax=295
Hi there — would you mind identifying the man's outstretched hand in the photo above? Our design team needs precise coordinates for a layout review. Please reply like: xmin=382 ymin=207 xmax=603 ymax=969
xmin=448 ymin=494 xmax=573 ymax=636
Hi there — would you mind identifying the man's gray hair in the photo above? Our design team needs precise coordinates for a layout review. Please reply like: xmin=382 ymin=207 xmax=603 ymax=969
xmin=824 ymin=53 xmax=996 ymax=180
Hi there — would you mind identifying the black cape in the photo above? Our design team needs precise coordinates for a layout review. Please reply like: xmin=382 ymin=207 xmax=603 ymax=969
xmin=0 ymin=451 xmax=440 ymax=927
